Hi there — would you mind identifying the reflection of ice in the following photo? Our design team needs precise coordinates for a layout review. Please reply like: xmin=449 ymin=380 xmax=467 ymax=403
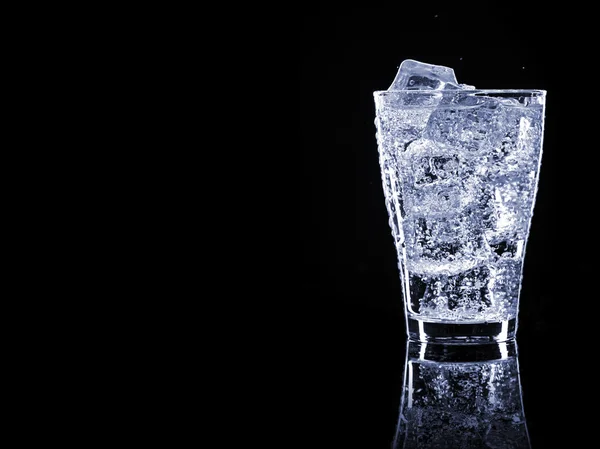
xmin=393 ymin=341 xmax=530 ymax=449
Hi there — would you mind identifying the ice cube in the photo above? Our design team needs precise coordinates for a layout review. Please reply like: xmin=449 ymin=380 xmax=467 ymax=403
xmin=424 ymin=97 xmax=502 ymax=152
xmin=413 ymin=154 xmax=461 ymax=186
xmin=408 ymin=265 xmax=495 ymax=316
xmin=401 ymin=139 xmax=461 ymax=186
xmin=485 ymin=179 xmax=533 ymax=243
xmin=405 ymin=213 xmax=492 ymax=276
xmin=376 ymin=60 xmax=474 ymax=145
xmin=400 ymin=139 xmax=491 ymax=218
xmin=446 ymin=265 xmax=495 ymax=311
xmin=405 ymin=177 xmax=483 ymax=218
xmin=375 ymin=107 xmax=432 ymax=152
xmin=488 ymin=107 xmax=543 ymax=174
xmin=389 ymin=59 xmax=475 ymax=91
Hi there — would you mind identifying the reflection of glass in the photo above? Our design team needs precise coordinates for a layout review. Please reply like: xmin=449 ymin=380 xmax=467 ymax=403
xmin=393 ymin=341 xmax=530 ymax=449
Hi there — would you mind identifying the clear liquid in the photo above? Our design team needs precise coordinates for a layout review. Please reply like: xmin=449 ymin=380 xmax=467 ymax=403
xmin=375 ymin=96 xmax=544 ymax=323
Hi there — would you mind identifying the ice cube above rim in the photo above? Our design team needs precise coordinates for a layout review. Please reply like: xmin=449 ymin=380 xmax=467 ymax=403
xmin=387 ymin=59 xmax=476 ymax=91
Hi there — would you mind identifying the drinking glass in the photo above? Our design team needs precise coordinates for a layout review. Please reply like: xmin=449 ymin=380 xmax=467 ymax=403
xmin=374 ymin=89 xmax=546 ymax=342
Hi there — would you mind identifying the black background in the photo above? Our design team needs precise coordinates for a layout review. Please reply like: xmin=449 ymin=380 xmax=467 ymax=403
xmin=260 ymin=4 xmax=597 ymax=448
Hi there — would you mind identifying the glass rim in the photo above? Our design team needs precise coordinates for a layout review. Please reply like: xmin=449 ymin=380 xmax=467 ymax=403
xmin=373 ymin=88 xmax=546 ymax=95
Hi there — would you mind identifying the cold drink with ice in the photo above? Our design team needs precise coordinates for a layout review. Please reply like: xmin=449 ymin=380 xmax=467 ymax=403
xmin=374 ymin=60 xmax=546 ymax=342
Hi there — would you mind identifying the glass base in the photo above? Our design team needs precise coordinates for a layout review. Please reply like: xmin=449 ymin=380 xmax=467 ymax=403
xmin=407 ymin=316 xmax=516 ymax=343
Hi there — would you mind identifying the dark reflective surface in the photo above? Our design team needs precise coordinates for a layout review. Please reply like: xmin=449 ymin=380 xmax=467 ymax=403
xmin=296 ymin=304 xmax=594 ymax=449
xmin=393 ymin=341 xmax=530 ymax=449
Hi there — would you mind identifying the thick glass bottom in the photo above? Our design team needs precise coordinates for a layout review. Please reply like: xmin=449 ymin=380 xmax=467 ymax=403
xmin=407 ymin=316 xmax=516 ymax=343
